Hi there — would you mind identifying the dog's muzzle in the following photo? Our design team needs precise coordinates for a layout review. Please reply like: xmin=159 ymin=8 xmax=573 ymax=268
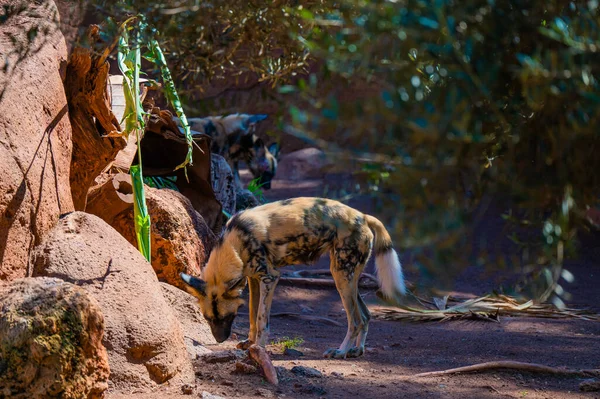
xmin=208 ymin=314 xmax=236 ymax=343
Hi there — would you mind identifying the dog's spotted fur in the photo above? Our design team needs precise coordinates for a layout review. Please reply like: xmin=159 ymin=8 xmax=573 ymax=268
xmin=176 ymin=114 xmax=280 ymax=189
xmin=181 ymin=197 xmax=406 ymax=359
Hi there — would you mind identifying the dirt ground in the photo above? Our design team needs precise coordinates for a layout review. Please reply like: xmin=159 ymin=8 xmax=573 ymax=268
xmin=110 ymin=169 xmax=600 ymax=399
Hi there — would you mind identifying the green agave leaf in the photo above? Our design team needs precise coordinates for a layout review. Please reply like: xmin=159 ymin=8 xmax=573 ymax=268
xmin=147 ymin=38 xmax=194 ymax=172
xmin=119 ymin=18 xmax=151 ymax=262
xmin=130 ymin=165 xmax=151 ymax=262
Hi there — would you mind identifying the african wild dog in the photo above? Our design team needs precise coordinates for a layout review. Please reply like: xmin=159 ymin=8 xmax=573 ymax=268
xmin=181 ymin=197 xmax=406 ymax=359
xmin=175 ymin=114 xmax=280 ymax=189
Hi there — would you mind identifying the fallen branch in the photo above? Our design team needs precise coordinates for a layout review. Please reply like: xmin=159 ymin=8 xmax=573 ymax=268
xmin=412 ymin=361 xmax=600 ymax=378
xmin=248 ymin=344 xmax=278 ymax=385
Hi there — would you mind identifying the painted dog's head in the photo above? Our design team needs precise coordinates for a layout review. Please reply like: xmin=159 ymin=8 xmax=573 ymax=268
xmin=180 ymin=272 xmax=246 ymax=343
xmin=179 ymin=114 xmax=280 ymax=189
xmin=239 ymin=134 xmax=280 ymax=190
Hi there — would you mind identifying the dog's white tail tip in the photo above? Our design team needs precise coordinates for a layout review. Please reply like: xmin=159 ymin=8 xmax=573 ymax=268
xmin=375 ymin=249 xmax=406 ymax=298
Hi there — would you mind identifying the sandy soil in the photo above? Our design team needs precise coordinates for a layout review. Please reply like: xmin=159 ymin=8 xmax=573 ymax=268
xmin=109 ymin=169 xmax=600 ymax=399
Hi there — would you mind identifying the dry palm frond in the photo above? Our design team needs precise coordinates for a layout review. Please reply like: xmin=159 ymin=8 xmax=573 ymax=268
xmin=370 ymin=294 xmax=600 ymax=322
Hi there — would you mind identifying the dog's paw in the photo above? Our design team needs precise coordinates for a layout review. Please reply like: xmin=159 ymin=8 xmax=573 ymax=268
xmin=236 ymin=339 xmax=254 ymax=350
xmin=322 ymin=348 xmax=348 ymax=359
xmin=346 ymin=346 xmax=365 ymax=358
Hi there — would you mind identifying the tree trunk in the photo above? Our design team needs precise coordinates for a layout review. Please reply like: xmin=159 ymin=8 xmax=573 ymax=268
xmin=65 ymin=25 xmax=126 ymax=210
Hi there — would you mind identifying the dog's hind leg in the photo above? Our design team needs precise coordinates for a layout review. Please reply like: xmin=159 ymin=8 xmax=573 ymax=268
xmin=255 ymin=273 xmax=280 ymax=347
xmin=323 ymin=245 xmax=370 ymax=359
xmin=353 ymin=292 xmax=371 ymax=355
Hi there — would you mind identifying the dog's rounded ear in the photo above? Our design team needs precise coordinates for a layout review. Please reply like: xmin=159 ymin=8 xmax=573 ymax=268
xmin=268 ymin=142 xmax=281 ymax=161
xmin=180 ymin=273 xmax=207 ymax=297
xmin=242 ymin=114 xmax=268 ymax=130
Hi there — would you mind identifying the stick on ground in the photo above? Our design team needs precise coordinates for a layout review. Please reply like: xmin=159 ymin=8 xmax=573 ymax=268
xmin=412 ymin=361 xmax=600 ymax=378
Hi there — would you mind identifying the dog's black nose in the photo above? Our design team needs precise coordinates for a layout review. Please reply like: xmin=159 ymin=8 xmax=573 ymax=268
xmin=210 ymin=324 xmax=232 ymax=343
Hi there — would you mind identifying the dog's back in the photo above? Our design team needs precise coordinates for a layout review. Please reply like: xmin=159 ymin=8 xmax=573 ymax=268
xmin=225 ymin=197 xmax=373 ymax=269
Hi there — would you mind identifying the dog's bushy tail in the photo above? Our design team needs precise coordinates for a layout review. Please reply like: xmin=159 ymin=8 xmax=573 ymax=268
xmin=365 ymin=215 xmax=406 ymax=298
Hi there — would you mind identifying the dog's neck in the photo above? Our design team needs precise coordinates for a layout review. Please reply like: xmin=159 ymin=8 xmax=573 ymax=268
xmin=203 ymin=237 xmax=245 ymax=285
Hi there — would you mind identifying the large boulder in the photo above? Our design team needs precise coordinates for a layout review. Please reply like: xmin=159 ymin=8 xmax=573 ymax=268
xmin=275 ymin=147 xmax=332 ymax=181
xmin=0 ymin=0 xmax=75 ymax=280
xmin=31 ymin=212 xmax=194 ymax=393
xmin=160 ymin=283 xmax=214 ymax=360
xmin=0 ymin=277 xmax=109 ymax=399
xmin=85 ymin=174 xmax=216 ymax=289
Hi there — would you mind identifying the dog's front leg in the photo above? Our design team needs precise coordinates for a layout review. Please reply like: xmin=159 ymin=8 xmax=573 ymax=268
xmin=238 ymin=276 xmax=260 ymax=350
xmin=255 ymin=273 xmax=280 ymax=347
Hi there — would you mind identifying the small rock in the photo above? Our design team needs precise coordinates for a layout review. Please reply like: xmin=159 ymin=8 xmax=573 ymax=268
xmin=580 ymin=379 xmax=600 ymax=392
xmin=283 ymin=348 xmax=304 ymax=357
xmin=305 ymin=385 xmax=327 ymax=395
xmin=275 ymin=366 xmax=287 ymax=379
xmin=221 ymin=379 xmax=234 ymax=386
xmin=330 ymin=371 xmax=344 ymax=379
xmin=200 ymin=350 xmax=241 ymax=364
xmin=234 ymin=361 xmax=258 ymax=374
xmin=255 ymin=387 xmax=275 ymax=398
xmin=291 ymin=366 xmax=323 ymax=378
xmin=202 ymin=392 xmax=226 ymax=399
xmin=181 ymin=384 xmax=195 ymax=395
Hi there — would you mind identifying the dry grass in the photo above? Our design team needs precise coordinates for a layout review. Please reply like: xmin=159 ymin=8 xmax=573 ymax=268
xmin=370 ymin=294 xmax=600 ymax=322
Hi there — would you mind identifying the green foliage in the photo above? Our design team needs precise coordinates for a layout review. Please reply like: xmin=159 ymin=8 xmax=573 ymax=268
xmin=247 ymin=177 xmax=267 ymax=203
xmin=279 ymin=1 xmax=600 ymax=302
xmin=271 ymin=336 xmax=304 ymax=350
xmin=143 ymin=176 xmax=179 ymax=191
xmin=89 ymin=0 xmax=320 ymax=95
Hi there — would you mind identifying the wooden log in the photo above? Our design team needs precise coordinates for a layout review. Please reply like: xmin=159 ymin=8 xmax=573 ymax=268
xmin=65 ymin=25 xmax=126 ymax=210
